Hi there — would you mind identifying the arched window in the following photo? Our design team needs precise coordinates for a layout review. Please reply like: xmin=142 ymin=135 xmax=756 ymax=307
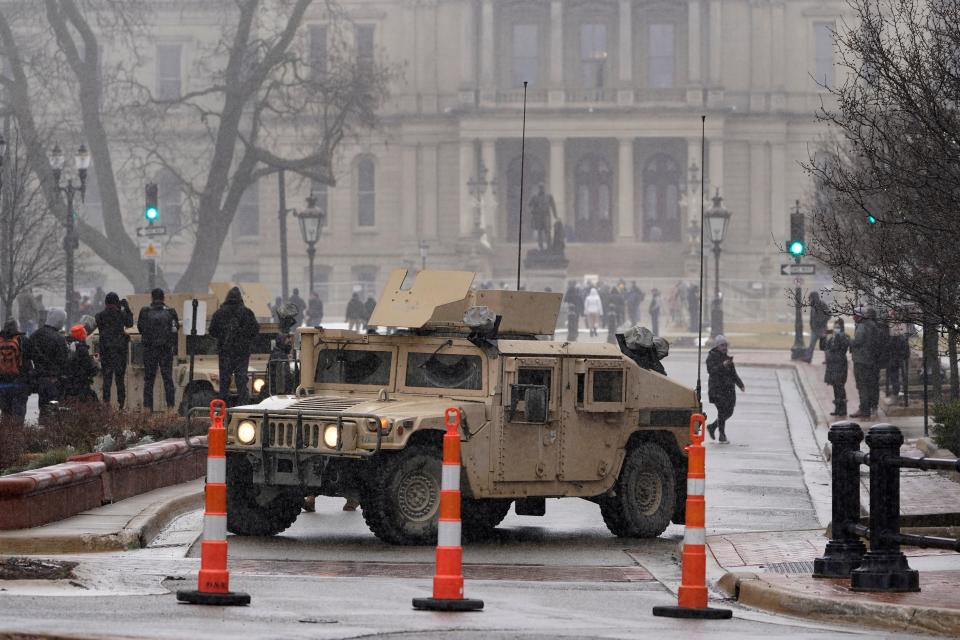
xmin=574 ymin=155 xmax=613 ymax=242
xmin=504 ymin=155 xmax=545 ymax=241
xmin=642 ymin=154 xmax=681 ymax=242
xmin=356 ymin=156 xmax=376 ymax=227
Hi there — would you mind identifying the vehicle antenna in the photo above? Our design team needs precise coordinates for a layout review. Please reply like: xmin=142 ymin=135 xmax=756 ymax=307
xmin=516 ymin=81 xmax=528 ymax=292
xmin=696 ymin=115 xmax=706 ymax=406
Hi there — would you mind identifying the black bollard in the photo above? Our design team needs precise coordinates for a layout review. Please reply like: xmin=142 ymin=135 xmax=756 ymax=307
xmin=850 ymin=424 xmax=919 ymax=592
xmin=814 ymin=422 xmax=866 ymax=578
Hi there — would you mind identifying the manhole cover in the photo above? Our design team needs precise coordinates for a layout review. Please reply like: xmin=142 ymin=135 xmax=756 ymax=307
xmin=762 ymin=561 xmax=815 ymax=575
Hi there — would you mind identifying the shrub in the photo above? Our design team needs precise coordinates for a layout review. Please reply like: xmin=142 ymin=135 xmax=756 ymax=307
xmin=931 ymin=401 xmax=960 ymax=455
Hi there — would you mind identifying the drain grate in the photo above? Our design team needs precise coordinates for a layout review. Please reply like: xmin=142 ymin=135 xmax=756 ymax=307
xmin=762 ymin=560 xmax=815 ymax=575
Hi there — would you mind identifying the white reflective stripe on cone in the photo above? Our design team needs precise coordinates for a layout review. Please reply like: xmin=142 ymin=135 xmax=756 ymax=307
xmin=203 ymin=514 xmax=228 ymax=541
xmin=207 ymin=458 xmax=226 ymax=484
xmin=683 ymin=527 xmax=706 ymax=546
xmin=441 ymin=464 xmax=460 ymax=491
xmin=687 ymin=478 xmax=705 ymax=496
xmin=437 ymin=520 xmax=462 ymax=547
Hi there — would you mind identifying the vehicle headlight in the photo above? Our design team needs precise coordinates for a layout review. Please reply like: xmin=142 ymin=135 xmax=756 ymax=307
xmin=237 ymin=420 xmax=257 ymax=445
xmin=252 ymin=377 xmax=266 ymax=394
xmin=323 ymin=424 xmax=339 ymax=448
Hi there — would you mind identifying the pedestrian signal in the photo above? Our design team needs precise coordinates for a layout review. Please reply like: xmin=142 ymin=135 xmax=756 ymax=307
xmin=145 ymin=183 xmax=159 ymax=222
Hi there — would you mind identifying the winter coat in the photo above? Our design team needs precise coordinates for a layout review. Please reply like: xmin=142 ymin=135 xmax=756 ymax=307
xmin=707 ymin=347 xmax=744 ymax=408
xmin=583 ymin=289 xmax=603 ymax=315
xmin=208 ymin=287 xmax=260 ymax=358
xmin=564 ymin=285 xmax=582 ymax=316
xmin=649 ymin=293 xmax=663 ymax=316
xmin=25 ymin=325 xmax=69 ymax=379
xmin=64 ymin=341 xmax=100 ymax=396
xmin=810 ymin=296 xmax=830 ymax=333
xmin=821 ymin=332 xmax=849 ymax=386
xmin=288 ymin=294 xmax=306 ymax=324
xmin=850 ymin=318 xmax=880 ymax=367
xmin=306 ymin=298 xmax=324 ymax=325
xmin=95 ymin=304 xmax=133 ymax=357
xmin=346 ymin=296 xmax=366 ymax=322
xmin=0 ymin=321 xmax=28 ymax=383
xmin=363 ymin=297 xmax=377 ymax=323
xmin=137 ymin=301 xmax=180 ymax=350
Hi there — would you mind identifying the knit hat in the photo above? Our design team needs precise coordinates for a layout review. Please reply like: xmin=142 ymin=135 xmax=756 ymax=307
xmin=70 ymin=325 xmax=87 ymax=342
xmin=714 ymin=334 xmax=728 ymax=347
xmin=105 ymin=292 xmax=120 ymax=306
xmin=45 ymin=308 xmax=67 ymax=330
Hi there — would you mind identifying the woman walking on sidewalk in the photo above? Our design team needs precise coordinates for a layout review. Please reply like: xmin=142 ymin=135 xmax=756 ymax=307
xmin=707 ymin=335 xmax=745 ymax=444
xmin=821 ymin=318 xmax=850 ymax=416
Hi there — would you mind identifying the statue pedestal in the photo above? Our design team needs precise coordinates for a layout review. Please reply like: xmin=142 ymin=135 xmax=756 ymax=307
xmin=524 ymin=249 xmax=569 ymax=271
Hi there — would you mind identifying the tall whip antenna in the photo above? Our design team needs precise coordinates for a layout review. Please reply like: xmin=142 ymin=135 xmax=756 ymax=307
xmin=695 ymin=115 xmax=706 ymax=406
xmin=516 ymin=81 xmax=528 ymax=291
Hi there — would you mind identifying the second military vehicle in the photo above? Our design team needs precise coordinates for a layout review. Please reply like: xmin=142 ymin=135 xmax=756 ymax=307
xmin=223 ymin=270 xmax=698 ymax=544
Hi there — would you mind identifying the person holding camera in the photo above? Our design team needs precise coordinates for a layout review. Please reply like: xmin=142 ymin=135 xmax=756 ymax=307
xmin=95 ymin=292 xmax=134 ymax=409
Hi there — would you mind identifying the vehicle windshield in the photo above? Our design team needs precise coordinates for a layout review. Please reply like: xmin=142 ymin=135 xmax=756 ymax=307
xmin=405 ymin=352 xmax=483 ymax=390
xmin=316 ymin=348 xmax=393 ymax=386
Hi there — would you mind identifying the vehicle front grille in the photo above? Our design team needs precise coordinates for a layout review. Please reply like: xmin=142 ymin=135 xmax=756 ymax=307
xmin=267 ymin=419 xmax=358 ymax=449
xmin=288 ymin=396 xmax=367 ymax=412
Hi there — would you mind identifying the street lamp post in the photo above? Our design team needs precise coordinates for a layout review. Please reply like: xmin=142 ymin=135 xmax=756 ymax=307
xmin=49 ymin=143 xmax=90 ymax=324
xmin=295 ymin=193 xmax=326 ymax=296
xmin=419 ymin=240 xmax=429 ymax=271
xmin=704 ymin=189 xmax=731 ymax=339
xmin=466 ymin=161 xmax=496 ymax=239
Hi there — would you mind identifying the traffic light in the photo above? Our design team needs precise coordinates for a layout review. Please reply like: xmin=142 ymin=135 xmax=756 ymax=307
xmin=867 ymin=214 xmax=877 ymax=225
xmin=145 ymin=183 xmax=159 ymax=222
xmin=788 ymin=209 xmax=805 ymax=258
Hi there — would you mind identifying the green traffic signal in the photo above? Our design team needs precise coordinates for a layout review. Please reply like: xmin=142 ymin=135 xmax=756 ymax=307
xmin=788 ymin=240 xmax=805 ymax=256
xmin=145 ymin=182 xmax=159 ymax=222
xmin=145 ymin=206 xmax=159 ymax=221
xmin=867 ymin=214 xmax=877 ymax=224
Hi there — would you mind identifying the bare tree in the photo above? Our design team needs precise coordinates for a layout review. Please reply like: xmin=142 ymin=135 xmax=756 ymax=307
xmin=0 ymin=0 xmax=395 ymax=293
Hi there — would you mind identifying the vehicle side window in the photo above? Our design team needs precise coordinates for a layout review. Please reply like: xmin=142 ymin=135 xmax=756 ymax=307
xmin=592 ymin=369 xmax=623 ymax=403
xmin=517 ymin=368 xmax=552 ymax=401
xmin=576 ymin=373 xmax=585 ymax=406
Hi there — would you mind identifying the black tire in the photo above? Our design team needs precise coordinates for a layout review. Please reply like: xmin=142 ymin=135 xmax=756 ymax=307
xmin=226 ymin=456 xmax=303 ymax=536
xmin=462 ymin=498 xmax=512 ymax=541
xmin=361 ymin=443 xmax=442 ymax=545
xmin=599 ymin=442 xmax=676 ymax=538
xmin=180 ymin=387 xmax=216 ymax=417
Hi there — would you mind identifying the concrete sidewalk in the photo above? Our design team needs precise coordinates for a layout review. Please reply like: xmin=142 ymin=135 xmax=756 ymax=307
xmin=712 ymin=350 xmax=960 ymax=635
xmin=0 ymin=479 xmax=203 ymax=554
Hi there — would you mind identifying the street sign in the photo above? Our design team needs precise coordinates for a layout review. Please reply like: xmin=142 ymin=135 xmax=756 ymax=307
xmin=780 ymin=263 xmax=815 ymax=276
xmin=137 ymin=225 xmax=168 ymax=238
xmin=141 ymin=241 xmax=163 ymax=259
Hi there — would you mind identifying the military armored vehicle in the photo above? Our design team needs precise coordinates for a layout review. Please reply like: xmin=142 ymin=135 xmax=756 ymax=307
xmin=223 ymin=270 xmax=698 ymax=544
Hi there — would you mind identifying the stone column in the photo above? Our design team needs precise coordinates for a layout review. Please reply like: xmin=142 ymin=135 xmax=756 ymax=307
xmin=708 ymin=0 xmax=722 ymax=86
xmin=770 ymin=0 xmax=785 ymax=110
xmin=708 ymin=138 xmax=724 ymax=196
xmin=549 ymin=138 xmax=566 ymax=222
xmin=460 ymin=140 xmax=475 ymax=237
xmin=480 ymin=0 xmax=495 ymax=88
xmin=401 ymin=144 xmax=418 ymax=240
xmin=749 ymin=142 xmax=767 ymax=242
xmin=481 ymin=139 xmax=497 ymax=239
xmin=770 ymin=142 xmax=786 ymax=240
xmin=688 ymin=0 xmax=702 ymax=84
xmin=550 ymin=0 xmax=564 ymax=85
xmin=618 ymin=138 xmax=635 ymax=240
xmin=461 ymin=0 xmax=476 ymax=86
xmin=421 ymin=144 xmax=439 ymax=239
xmin=618 ymin=0 xmax=632 ymax=83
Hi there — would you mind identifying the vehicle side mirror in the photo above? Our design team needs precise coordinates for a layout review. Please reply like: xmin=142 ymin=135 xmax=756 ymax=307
xmin=523 ymin=385 xmax=549 ymax=424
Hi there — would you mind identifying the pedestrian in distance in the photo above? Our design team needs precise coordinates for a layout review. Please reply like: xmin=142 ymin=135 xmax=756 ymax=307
xmin=687 ymin=283 xmax=700 ymax=333
xmin=564 ymin=281 xmax=581 ymax=341
xmin=363 ymin=295 xmax=377 ymax=329
xmin=886 ymin=313 xmax=912 ymax=397
xmin=583 ymin=287 xmax=603 ymax=338
xmin=288 ymin=288 xmax=306 ymax=326
xmin=625 ymin=281 xmax=644 ymax=326
xmin=805 ymin=291 xmax=830 ymax=363
xmin=849 ymin=306 xmax=880 ymax=419
xmin=136 ymin=289 xmax=180 ymax=413
xmin=820 ymin=318 xmax=850 ymax=416
xmin=63 ymin=325 xmax=99 ymax=404
xmin=95 ymin=292 xmax=133 ymax=408
xmin=16 ymin=288 xmax=39 ymax=335
xmin=25 ymin=307 xmax=69 ymax=421
xmin=706 ymin=335 xmax=745 ymax=444
xmin=346 ymin=292 xmax=365 ymax=332
xmin=306 ymin=290 xmax=324 ymax=326
xmin=607 ymin=286 xmax=625 ymax=331
xmin=0 ymin=319 xmax=30 ymax=425
xmin=649 ymin=288 xmax=663 ymax=336
xmin=209 ymin=286 xmax=260 ymax=406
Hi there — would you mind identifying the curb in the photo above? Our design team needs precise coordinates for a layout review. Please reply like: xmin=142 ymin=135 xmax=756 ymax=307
xmin=0 ymin=484 xmax=203 ymax=555
xmin=718 ymin=571 xmax=960 ymax=636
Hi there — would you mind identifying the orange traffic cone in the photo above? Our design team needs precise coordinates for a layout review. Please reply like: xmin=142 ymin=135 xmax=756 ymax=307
xmin=652 ymin=412 xmax=731 ymax=619
xmin=413 ymin=408 xmax=483 ymax=612
xmin=178 ymin=400 xmax=250 ymax=606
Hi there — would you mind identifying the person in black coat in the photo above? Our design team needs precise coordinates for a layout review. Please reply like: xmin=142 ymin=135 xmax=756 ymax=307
xmin=706 ymin=335 xmax=745 ymax=444
xmin=25 ymin=307 xmax=69 ymax=420
xmin=209 ymin=286 xmax=261 ymax=405
xmin=805 ymin=292 xmax=830 ymax=363
xmin=64 ymin=325 xmax=100 ymax=404
xmin=137 ymin=289 xmax=180 ymax=412
xmin=95 ymin=292 xmax=134 ymax=408
xmin=0 ymin=319 xmax=30 ymax=425
xmin=820 ymin=318 xmax=850 ymax=416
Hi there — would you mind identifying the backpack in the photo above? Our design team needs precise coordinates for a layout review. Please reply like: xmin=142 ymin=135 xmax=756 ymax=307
xmin=0 ymin=335 xmax=23 ymax=377
xmin=142 ymin=305 xmax=174 ymax=347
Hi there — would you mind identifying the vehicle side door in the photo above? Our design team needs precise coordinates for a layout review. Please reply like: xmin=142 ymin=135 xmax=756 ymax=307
xmin=496 ymin=356 xmax=560 ymax=482
xmin=560 ymin=358 xmax=626 ymax=482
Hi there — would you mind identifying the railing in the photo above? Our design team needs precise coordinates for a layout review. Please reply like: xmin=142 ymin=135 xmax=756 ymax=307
xmin=814 ymin=422 xmax=960 ymax=592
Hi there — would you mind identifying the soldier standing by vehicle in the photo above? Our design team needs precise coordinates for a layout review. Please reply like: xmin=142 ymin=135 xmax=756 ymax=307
xmin=821 ymin=318 xmax=850 ymax=416
xmin=0 ymin=319 xmax=30 ymax=425
xmin=209 ymin=287 xmax=260 ymax=406
xmin=707 ymin=335 xmax=745 ymax=444
xmin=95 ymin=292 xmax=133 ymax=408
xmin=137 ymin=289 xmax=179 ymax=413
xmin=25 ymin=308 xmax=68 ymax=420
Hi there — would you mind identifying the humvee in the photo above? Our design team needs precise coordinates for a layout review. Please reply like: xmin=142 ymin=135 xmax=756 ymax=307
xmin=223 ymin=270 xmax=698 ymax=544
xmin=93 ymin=285 xmax=290 ymax=414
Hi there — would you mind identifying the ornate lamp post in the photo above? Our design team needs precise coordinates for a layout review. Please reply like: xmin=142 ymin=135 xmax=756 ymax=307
xmin=49 ymin=143 xmax=90 ymax=324
xmin=466 ymin=161 xmax=496 ymax=239
xmin=704 ymin=189 xmax=731 ymax=338
xmin=295 ymin=192 xmax=326 ymax=296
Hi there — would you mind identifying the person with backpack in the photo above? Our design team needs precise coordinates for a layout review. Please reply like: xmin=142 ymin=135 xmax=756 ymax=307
xmin=209 ymin=286 xmax=260 ymax=405
xmin=137 ymin=288 xmax=180 ymax=412
xmin=63 ymin=325 xmax=100 ymax=404
xmin=0 ymin=319 xmax=30 ymax=424
xmin=95 ymin=292 xmax=134 ymax=408
xmin=25 ymin=308 xmax=69 ymax=417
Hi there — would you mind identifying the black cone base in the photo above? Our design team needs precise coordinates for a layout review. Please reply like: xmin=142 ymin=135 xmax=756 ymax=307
xmin=652 ymin=605 xmax=733 ymax=620
xmin=413 ymin=597 xmax=484 ymax=611
xmin=177 ymin=589 xmax=251 ymax=606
